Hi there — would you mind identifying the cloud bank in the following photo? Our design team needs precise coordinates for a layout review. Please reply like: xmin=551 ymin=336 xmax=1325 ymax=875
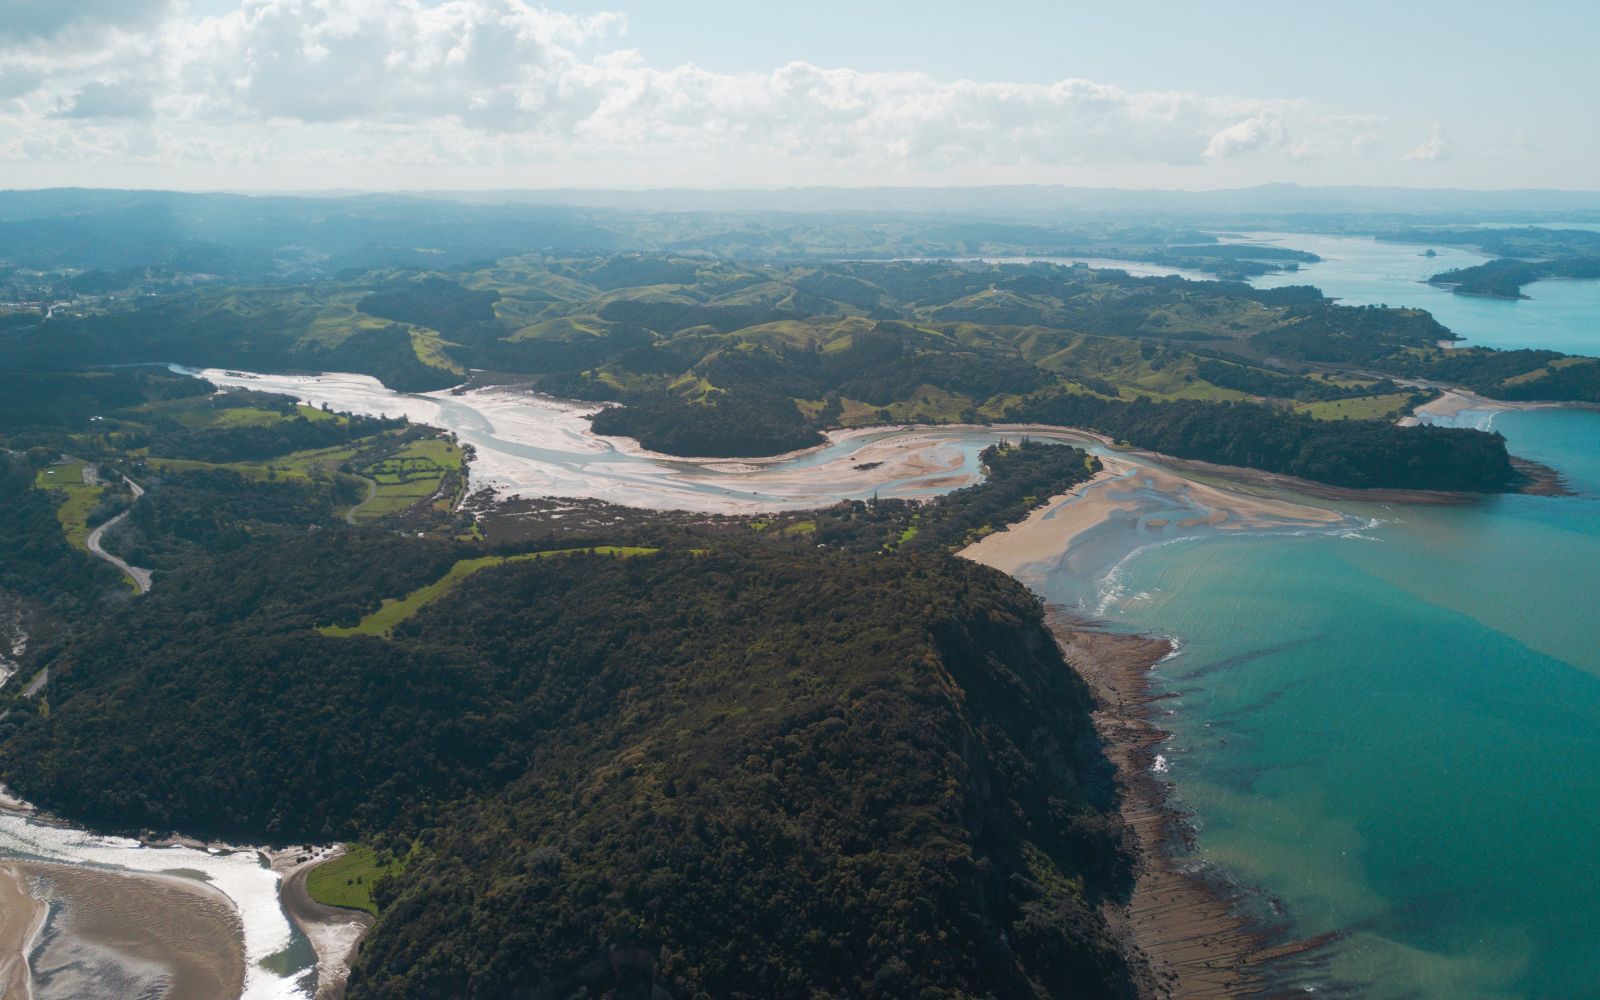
xmin=0 ymin=0 xmax=1463 ymax=188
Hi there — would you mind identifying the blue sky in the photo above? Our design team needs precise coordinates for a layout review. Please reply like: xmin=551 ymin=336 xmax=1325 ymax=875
xmin=2 ymin=0 xmax=1593 ymax=190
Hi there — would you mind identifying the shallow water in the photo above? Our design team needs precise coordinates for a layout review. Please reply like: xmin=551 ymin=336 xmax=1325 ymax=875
xmin=1023 ymin=236 xmax=1600 ymax=995
xmin=142 ymin=253 xmax=1600 ymax=998
xmin=180 ymin=366 xmax=1099 ymax=513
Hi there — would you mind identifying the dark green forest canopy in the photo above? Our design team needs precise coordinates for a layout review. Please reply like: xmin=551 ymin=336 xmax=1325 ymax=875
xmin=5 ymin=201 xmax=1597 ymax=997
xmin=0 ymin=436 xmax=1142 ymax=998
xmin=1427 ymin=256 xmax=1600 ymax=299
xmin=4 ymin=254 xmax=1586 ymax=489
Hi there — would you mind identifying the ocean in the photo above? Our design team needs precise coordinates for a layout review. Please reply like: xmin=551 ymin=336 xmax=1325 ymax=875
xmin=1042 ymin=238 xmax=1600 ymax=997
xmin=12 ymin=233 xmax=1592 ymax=998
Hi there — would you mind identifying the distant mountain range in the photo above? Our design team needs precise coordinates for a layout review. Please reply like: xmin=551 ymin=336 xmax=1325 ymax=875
xmin=402 ymin=182 xmax=1600 ymax=218
xmin=3 ymin=185 xmax=1599 ymax=279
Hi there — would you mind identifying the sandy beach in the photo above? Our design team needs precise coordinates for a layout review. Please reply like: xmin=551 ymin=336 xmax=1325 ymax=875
xmin=1399 ymin=387 xmax=1579 ymax=428
xmin=272 ymin=846 xmax=374 ymax=1000
xmin=0 ymin=793 xmax=315 ymax=1000
xmin=962 ymin=454 xmax=1344 ymax=580
xmin=961 ymin=458 xmax=1349 ymax=995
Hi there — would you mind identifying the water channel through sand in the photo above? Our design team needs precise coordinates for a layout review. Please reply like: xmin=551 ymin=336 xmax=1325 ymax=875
xmin=2 ymin=366 xmax=1362 ymax=999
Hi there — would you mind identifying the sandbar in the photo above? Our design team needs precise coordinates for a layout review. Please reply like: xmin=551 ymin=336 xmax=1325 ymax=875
xmin=962 ymin=455 xmax=1343 ymax=579
xmin=18 ymin=861 xmax=245 ymax=1000
xmin=273 ymin=846 xmax=374 ymax=1000
xmin=0 ymin=864 xmax=45 ymax=999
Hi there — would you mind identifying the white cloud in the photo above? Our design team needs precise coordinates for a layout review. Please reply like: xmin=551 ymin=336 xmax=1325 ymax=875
xmin=1204 ymin=115 xmax=1288 ymax=159
xmin=1404 ymin=123 xmax=1452 ymax=162
xmin=165 ymin=0 xmax=625 ymax=126
xmin=0 ymin=0 xmax=1408 ymax=185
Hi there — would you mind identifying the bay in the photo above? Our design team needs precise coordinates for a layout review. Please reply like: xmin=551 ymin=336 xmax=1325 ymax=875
xmin=1045 ymin=237 xmax=1600 ymax=997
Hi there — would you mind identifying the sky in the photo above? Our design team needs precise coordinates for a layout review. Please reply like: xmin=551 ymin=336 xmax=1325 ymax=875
xmin=1 ymin=0 xmax=1595 ymax=192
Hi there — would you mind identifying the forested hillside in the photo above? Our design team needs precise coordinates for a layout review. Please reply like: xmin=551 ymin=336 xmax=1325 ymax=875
xmin=4 ymin=253 xmax=1577 ymax=490
xmin=5 ymin=199 xmax=1596 ymax=997
xmin=0 ymin=418 xmax=1141 ymax=997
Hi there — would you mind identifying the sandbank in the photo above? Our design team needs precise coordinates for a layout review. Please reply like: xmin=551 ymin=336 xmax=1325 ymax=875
xmin=18 ymin=861 xmax=245 ymax=1000
xmin=0 ymin=864 xmax=45 ymax=1000
xmin=962 ymin=455 xmax=1343 ymax=580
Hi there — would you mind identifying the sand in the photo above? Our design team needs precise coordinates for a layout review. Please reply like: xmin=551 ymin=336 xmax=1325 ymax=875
xmin=191 ymin=369 xmax=1119 ymax=513
xmin=272 ymin=846 xmax=374 ymax=1000
xmin=962 ymin=455 xmax=1343 ymax=579
xmin=0 ymin=864 xmax=45 ymax=999
xmin=0 ymin=796 xmax=308 ymax=1000
xmin=960 ymin=458 xmax=1349 ymax=995
xmin=17 ymin=861 xmax=245 ymax=1000
xmin=1400 ymin=387 xmax=1574 ymax=428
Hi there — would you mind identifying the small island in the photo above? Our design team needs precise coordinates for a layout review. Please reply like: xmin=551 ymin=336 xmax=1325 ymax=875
xmin=1429 ymin=256 xmax=1600 ymax=299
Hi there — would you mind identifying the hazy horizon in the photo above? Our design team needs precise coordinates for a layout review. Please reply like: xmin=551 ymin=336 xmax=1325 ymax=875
xmin=8 ymin=181 xmax=1600 ymax=195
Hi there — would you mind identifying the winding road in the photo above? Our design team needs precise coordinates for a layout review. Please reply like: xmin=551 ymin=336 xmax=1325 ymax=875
xmin=344 ymin=476 xmax=377 ymax=524
xmin=86 ymin=475 xmax=153 ymax=594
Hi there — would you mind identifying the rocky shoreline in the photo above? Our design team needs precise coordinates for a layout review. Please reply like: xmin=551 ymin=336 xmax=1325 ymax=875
xmin=1046 ymin=610 xmax=1338 ymax=998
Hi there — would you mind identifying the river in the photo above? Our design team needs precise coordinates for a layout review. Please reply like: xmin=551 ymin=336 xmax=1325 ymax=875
xmin=185 ymin=233 xmax=1600 ymax=997
xmin=12 ymin=234 xmax=1598 ymax=997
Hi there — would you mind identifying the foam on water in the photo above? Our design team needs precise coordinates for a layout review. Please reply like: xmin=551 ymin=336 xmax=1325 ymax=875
xmin=1093 ymin=535 xmax=1199 ymax=616
xmin=1054 ymin=406 xmax=1600 ymax=999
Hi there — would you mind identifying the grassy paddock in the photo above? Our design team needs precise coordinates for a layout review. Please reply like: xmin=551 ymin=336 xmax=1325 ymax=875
xmin=145 ymin=457 xmax=314 ymax=483
xmin=1298 ymin=392 xmax=1416 ymax=421
xmin=305 ymin=845 xmax=407 ymax=916
xmin=35 ymin=461 xmax=104 ymax=551
xmin=320 ymin=546 xmax=658 ymax=638
xmin=352 ymin=437 xmax=463 ymax=521
xmin=135 ymin=396 xmax=339 ymax=430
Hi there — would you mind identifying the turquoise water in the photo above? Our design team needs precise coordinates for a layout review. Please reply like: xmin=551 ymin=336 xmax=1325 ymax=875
xmin=1246 ymin=232 xmax=1600 ymax=355
xmin=1036 ymin=241 xmax=1600 ymax=996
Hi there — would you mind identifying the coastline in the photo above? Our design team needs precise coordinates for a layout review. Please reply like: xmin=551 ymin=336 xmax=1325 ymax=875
xmin=962 ymin=456 xmax=1349 ymax=996
xmin=961 ymin=454 xmax=1346 ymax=580
xmin=15 ymin=861 xmax=246 ymax=1000
xmin=1046 ymin=616 xmax=1263 ymax=997
xmin=1399 ymin=387 xmax=1581 ymax=427
xmin=0 ymin=790 xmax=322 ymax=1000
xmin=192 ymin=366 xmax=1558 ymax=516
xmin=272 ymin=846 xmax=376 ymax=1000
xmin=1044 ymin=613 xmax=1343 ymax=998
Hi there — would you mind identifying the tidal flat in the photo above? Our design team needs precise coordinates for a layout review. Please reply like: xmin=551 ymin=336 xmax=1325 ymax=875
xmin=20 ymin=360 xmax=1592 ymax=999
